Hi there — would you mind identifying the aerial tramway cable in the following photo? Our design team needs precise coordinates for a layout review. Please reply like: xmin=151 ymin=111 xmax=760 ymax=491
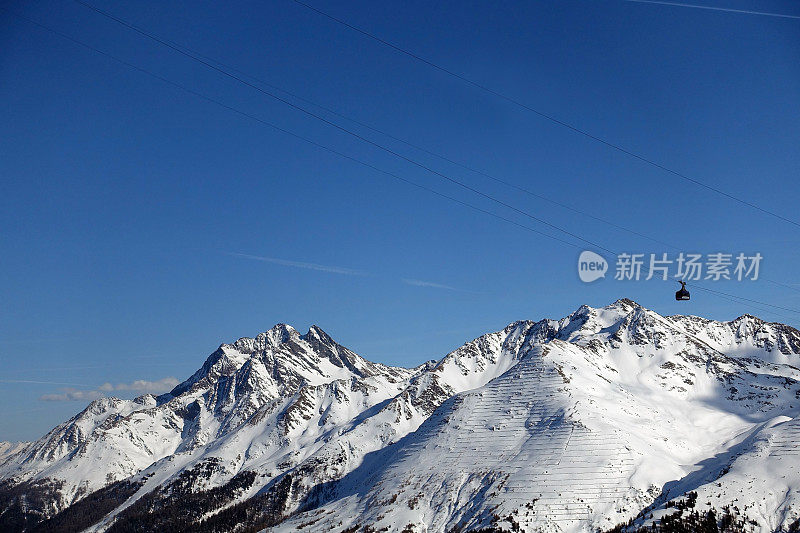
xmin=70 ymin=0 xmax=615 ymax=256
xmin=8 ymin=7 xmax=800 ymax=319
xmin=72 ymin=1 xmax=800 ymax=300
xmin=71 ymin=0 xmax=799 ymax=296
xmin=289 ymin=0 xmax=800 ymax=230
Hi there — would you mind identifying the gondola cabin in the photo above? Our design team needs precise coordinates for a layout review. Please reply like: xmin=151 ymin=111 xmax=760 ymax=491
xmin=676 ymin=281 xmax=690 ymax=301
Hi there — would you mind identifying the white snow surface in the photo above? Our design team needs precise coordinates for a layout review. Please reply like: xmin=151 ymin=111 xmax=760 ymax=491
xmin=3 ymin=299 xmax=800 ymax=532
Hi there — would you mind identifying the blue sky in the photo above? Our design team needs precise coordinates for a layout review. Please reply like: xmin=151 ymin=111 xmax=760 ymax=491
xmin=1 ymin=0 xmax=798 ymax=441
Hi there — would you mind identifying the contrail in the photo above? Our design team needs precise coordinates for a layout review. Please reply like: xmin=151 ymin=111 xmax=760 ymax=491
xmin=227 ymin=252 xmax=368 ymax=276
xmin=0 ymin=379 xmax=89 ymax=387
xmin=624 ymin=0 xmax=800 ymax=19
xmin=402 ymin=278 xmax=471 ymax=292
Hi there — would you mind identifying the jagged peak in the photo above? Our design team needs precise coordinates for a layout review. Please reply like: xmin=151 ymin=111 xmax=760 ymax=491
xmin=214 ymin=324 xmax=300 ymax=355
xmin=302 ymin=324 xmax=335 ymax=345
xmin=569 ymin=303 xmax=594 ymax=317
xmin=606 ymin=298 xmax=643 ymax=312
xmin=599 ymin=299 xmax=659 ymax=326
xmin=225 ymin=324 xmax=345 ymax=355
xmin=730 ymin=313 xmax=764 ymax=324
xmin=258 ymin=323 xmax=299 ymax=348
xmin=728 ymin=314 xmax=770 ymax=340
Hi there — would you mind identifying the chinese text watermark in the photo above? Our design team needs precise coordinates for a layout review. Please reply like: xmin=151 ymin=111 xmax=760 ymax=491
xmin=579 ymin=252 xmax=762 ymax=283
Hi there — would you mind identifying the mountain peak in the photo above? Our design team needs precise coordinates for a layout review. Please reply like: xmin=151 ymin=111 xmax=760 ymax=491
xmin=259 ymin=323 xmax=298 ymax=347
xmin=731 ymin=313 xmax=763 ymax=324
xmin=225 ymin=324 xmax=299 ymax=354
xmin=563 ymin=299 xmax=644 ymax=329
xmin=608 ymin=297 xmax=642 ymax=311
xmin=303 ymin=324 xmax=334 ymax=344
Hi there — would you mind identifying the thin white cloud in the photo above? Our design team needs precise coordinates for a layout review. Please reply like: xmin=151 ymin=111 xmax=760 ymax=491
xmin=98 ymin=377 xmax=179 ymax=393
xmin=402 ymin=278 xmax=464 ymax=292
xmin=624 ymin=0 xmax=800 ymax=19
xmin=1 ymin=379 xmax=88 ymax=387
xmin=39 ymin=377 xmax=179 ymax=402
xmin=228 ymin=252 xmax=367 ymax=276
xmin=40 ymin=388 xmax=105 ymax=402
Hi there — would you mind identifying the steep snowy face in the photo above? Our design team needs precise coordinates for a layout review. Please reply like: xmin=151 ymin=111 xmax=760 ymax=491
xmin=3 ymin=301 xmax=800 ymax=533
xmin=0 ymin=324 xmax=416 ymax=519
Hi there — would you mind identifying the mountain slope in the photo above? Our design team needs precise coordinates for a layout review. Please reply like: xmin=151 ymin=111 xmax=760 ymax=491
xmin=2 ymin=299 xmax=800 ymax=532
xmin=273 ymin=300 xmax=800 ymax=532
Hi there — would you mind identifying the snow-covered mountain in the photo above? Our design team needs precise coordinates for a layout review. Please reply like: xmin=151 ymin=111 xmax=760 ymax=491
xmin=2 ymin=299 xmax=800 ymax=532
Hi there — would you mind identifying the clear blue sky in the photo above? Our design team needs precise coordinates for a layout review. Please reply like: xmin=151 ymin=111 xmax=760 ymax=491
xmin=1 ymin=0 xmax=798 ymax=441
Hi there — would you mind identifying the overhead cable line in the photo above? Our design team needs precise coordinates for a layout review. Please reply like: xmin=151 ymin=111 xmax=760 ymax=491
xmin=75 ymin=0 xmax=800 ymax=302
xmin=71 ymin=0 xmax=616 ymax=256
xmin=623 ymin=0 xmax=800 ymax=20
xmin=4 ymin=9 xmax=584 ymax=254
xmin=689 ymin=284 xmax=800 ymax=318
xmin=133 ymin=31 xmax=799 ymax=298
xmin=683 ymin=288 xmax=800 ymax=324
xmin=9 ymin=9 xmax=800 ymax=320
xmin=289 ymin=0 xmax=800 ymax=230
xmin=75 ymin=0 xmax=673 ymax=252
xmin=68 ymin=3 xmax=797 ymax=296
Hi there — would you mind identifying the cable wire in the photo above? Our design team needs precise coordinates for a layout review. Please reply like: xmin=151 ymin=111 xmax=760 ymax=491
xmin=76 ymin=0 xmax=800 ymax=307
xmin=8 ymin=8 xmax=800 ymax=320
xmin=3 ymin=8 xmax=585 ymax=254
xmin=290 ymin=0 xmax=800 ymax=230
xmin=111 ymin=0 xmax=795 ymax=296
xmin=72 ymin=0 xmax=616 ymax=256
xmin=66 ymin=5 xmax=798 ymax=295
xmin=75 ymin=0 xmax=674 ymax=251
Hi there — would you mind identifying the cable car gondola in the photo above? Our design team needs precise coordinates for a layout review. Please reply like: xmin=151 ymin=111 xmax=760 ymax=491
xmin=675 ymin=281 xmax=690 ymax=301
